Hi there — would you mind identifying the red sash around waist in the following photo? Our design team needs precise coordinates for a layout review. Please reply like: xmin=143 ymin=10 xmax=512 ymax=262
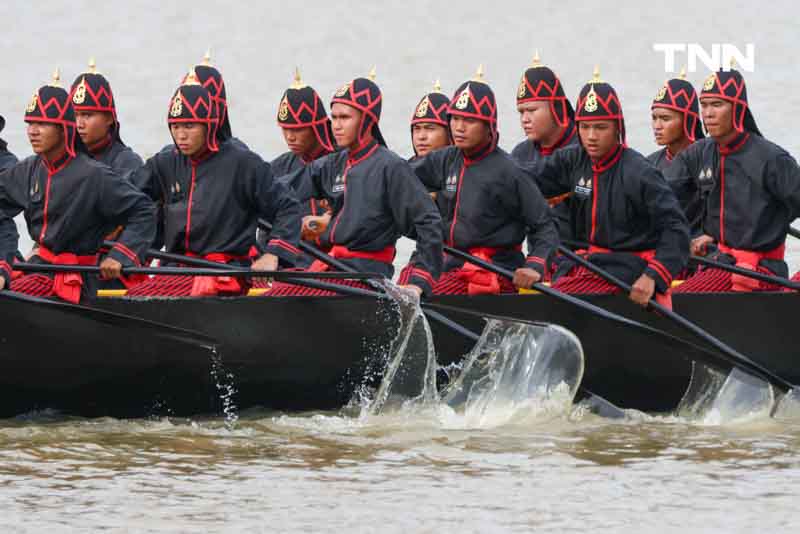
xmin=38 ymin=246 xmax=97 ymax=304
xmin=308 ymin=245 xmax=396 ymax=272
xmin=455 ymin=246 xmax=522 ymax=296
xmin=718 ymin=242 xmax=785 ymax=291
xmin=185 ymin=250 xmax=253 ymax=296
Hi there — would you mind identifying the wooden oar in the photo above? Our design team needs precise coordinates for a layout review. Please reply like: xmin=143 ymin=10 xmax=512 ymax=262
xmin=556 ymin=245 xmax=795 ymax=394
xmin=12 ymin=262 xmax=381 ymax=281
xmin=690 ymin=255 xmax=800 ymax=291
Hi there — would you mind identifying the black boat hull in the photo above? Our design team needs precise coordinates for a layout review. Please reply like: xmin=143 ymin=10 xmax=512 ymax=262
xmin=1 ymin=290 xmax=796 ymax=417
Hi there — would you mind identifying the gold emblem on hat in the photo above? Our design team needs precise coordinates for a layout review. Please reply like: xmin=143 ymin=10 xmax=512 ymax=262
xmin=72 ymin=77 xmax=87 ymax=105
xmin=703 ymin=73 xmax=716 ymax=91
xmin=655 ymin=84 xmax=667 ymax=101
xmin=278 ymin=96 xmax=290 ymax=121
xmin=335 ymin=83 xmax=350 ymax=97
xmin=455 ymin=84 xmax=471 ymax=110
xmin=415 ymin=96 xmax=430 ymax=117
xmin=518 ymin=76 xmax=528 ymax=99
xmin=26 ymin=93 xmax=38 ymax=113
xmin=170 ymin=92 xmax=184 ymax=117
xmin=584 ymin=86 xmax=598 ymax=113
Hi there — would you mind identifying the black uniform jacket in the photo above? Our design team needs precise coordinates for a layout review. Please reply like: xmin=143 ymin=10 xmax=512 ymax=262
xmin=133 ymin=140 xmax=301 ymax=265
xmin=412 ymin=144 xmax=558 ymax=277
xmin=665 ymin=133 xmax=800 ymax=256
xmin=530 ymin=143 xmax=689 ymax=292
xmin=0 ymin=152 xmax=155 ymax=286
xmin=281 ymin=140 xmax=443 ymax=294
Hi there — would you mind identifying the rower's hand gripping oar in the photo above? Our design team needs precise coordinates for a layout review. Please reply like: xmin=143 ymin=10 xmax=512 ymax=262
xmin=689 ymin=254 xmax=800 ymax=291
xmin=556 ymin=245 xmax=796 ymax=395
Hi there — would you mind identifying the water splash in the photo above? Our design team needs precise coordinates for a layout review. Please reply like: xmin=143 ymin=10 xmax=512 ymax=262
xmin=209 ymin=347 xmax=239 ymax=429
xmin=677 ymin=363 xmax=774 ymax=425
xmin=356 ymin=282 xmax=585 ymax=429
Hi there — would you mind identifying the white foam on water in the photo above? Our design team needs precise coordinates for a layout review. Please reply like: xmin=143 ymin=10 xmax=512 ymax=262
xmin=772 ymin=387 xmax=800 ymax=421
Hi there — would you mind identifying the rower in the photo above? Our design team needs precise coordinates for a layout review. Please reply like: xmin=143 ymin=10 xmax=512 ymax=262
xmin=127 ymin=71 xmax=301 ymax=297
xmin=70 ymin=58 xmax=143 ymax=175
xmin=264 ymin=68 xmax=336 ymax=268
xmin=667 ymin=65 xmax=800 ymax=292
xmin=511 ymin=52 xmax=578 ymax=242
xmin=0 ymin=70 xmax=155 ymax=303
xmin=527 ymin=67 xmax=689 ymax=308
xmin=276 ymin=69 xmax=443 ymax=297
xmin=409 ymin=80 xmax=452 ymax=160
xmin=405 ymin=66 xmax=557 ymax=295
xmin=0 ymin=114 xmax=18 ymax=171
xmin=647 ymin=68 xmax=705 ymax=234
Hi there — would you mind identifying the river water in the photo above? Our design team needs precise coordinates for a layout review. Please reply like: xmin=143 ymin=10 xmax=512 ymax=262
xmin=1 ymin=0 xmax=800 ymax=531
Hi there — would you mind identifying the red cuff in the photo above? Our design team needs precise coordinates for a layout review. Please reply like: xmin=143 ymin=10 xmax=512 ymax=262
xmin=647 ymin=259 xmax=672 ymax=285
xmin=268 ymin=239 xmax=301 ymax=256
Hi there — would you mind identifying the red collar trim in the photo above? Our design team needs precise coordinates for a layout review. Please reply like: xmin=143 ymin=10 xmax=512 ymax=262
xmin=463 ymin=139 xmax=495 ymax=165
xmin=540 ymin=121 xmax=576 ymax=156
xmin=302 ymin=145 xmax=330 ymax=164
xmin=347 ymin=140 xmax=379 ymax=166
xmin=88 ymin=133 xmax=113 ymax=156
xmin=42 ymin=150 xmax=72 ymax=174
xmin=190 ymin=147 xmax=214 ymax=165
xmin=719 ymin=132 xmax=750 ymax=155
xmin=591 ymin=143 xmax=623 ymax=173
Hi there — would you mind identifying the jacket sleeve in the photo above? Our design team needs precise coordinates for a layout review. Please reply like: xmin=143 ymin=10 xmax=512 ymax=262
xmin=522 ymin=147 xmax=575 ymax=198
xmin=130 ymin=155 xmax=166 ymax=249
xmin=115 ymin=149 xmax=145 ymax=177
xmin=278 ymin=154 xmax=330 ymax=203
xmin=388 ymin=162 xmax=443 ymax=295
xmin=0 ymin=164 xmax=27 ymax=286
xmin=251 ymin=159 xmax=302 ymax=265
xmin=663 ymin=144 xmax=705 ymax=238
xmin=97 ymin=168 xmax=157 ymax=267
xmin=409 ymin=147 xmax=453 ymax=192
xmin=510 ymin=171 xmax=559 ymax=278
xmin=635 ymin=168 xmax=690 ymax=293
xmin=765 ymin=151 xmax=800 ymax=220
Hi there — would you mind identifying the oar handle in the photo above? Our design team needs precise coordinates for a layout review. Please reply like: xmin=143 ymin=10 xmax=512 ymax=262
xmin=690 ymin=255 xmax=800 ymax=291
xmin=557 ymin=246 xmax=794 ymax=392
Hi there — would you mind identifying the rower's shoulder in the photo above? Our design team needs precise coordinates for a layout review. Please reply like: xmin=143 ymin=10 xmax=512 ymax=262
xmin=748 ymin=134 xmax=795 ymax=161
xmin=109 ymin=142 xmax=144 ymax=170
xmin=510 ymin=139 xmax=531 ymax=160
xmin=622 ymin=148 xmax=666 ymax=180
xmin=646 ymin=147 xmax=665 ymax=164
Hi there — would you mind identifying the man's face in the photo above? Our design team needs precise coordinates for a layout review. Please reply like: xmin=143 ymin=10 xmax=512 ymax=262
xmin=517 ymin=101 xmax=559 ymax=143
xmin=26 ymin=122 xmax=64 ymax=156
xmin=170 ymin=123 xmax=208 ymax=157
xmin=331 ymin=103 xmax=361 ymax=150
xmin=412 ymin=122 xmax=450 ymax=157
xmin=651 ymin=108 xmax=685 ymax=146
xmin=450 ymin=115 xmax=490 ymax=152
xmin=76 ymin=110 xmax=114 ymax=147
xmin=700 ymin=97 xmax=734 ymax=140
xmin=282 ymin=126 xmax=320 ymax=157
xmin=578 ymin=120 xmax=619 ymax=160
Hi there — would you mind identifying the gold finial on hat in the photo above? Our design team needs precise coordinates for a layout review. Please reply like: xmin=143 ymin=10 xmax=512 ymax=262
xmin=291 ymin=66 xmax=306 ymax=89
xmin=203 ymin=49 xmax=212 ymax=66
xmin=729 ymin=56 xmax=737 ymax=69
xmin=88 ymin=57 xmax=97 ymax=74
xmin=49 ymin=68 xmax=62 ymax=87
xmin=678 ymin=66 xmax=687 ymax=80
xmin=472 ymin=64 xmax=485 ymax=82
xmin=531 ymin=49 xmax=542 ymax=68
xmin=433 ymin=79 xmax=444 ymax=93
xmin=367 ymin=66 xmax=377 ymax=81
xmin=589 ymin=65 xmax=602 ymax=83
xmin=184 ymin=67 xmax=201 ymax=85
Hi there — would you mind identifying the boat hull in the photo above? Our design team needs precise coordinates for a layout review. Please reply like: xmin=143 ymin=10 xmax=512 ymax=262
xmin=1 ymin=290 xmax=796 ymax=417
